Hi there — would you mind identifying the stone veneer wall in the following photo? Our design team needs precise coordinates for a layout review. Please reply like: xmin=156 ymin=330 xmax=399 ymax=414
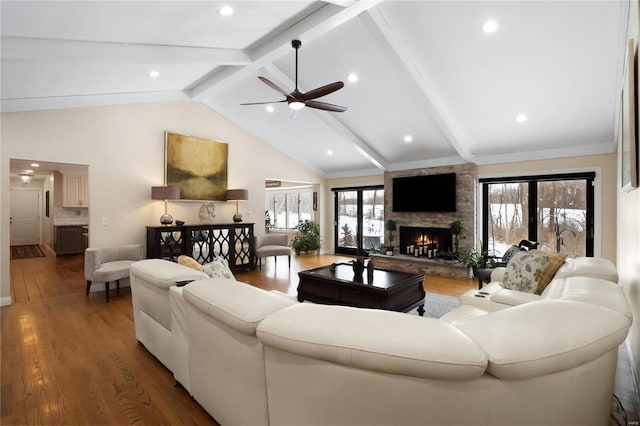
xmin=378 ymin=163 xmax=478 ymax=278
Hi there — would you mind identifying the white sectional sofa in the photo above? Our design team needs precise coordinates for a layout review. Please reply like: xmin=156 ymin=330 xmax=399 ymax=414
xmin=129 ymin=256 xmax=632 ymax=426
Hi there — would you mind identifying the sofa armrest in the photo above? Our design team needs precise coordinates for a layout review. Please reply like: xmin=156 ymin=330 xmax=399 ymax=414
xmin=457 ymin=300 xmax=631 ymax=380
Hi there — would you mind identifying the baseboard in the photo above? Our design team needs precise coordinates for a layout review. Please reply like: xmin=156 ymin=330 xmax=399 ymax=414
xmin=0 ymin=296 xmax=13 ymax=307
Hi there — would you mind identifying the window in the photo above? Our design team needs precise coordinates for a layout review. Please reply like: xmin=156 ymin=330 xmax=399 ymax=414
xmin=266 ymin=188 xmax=313 ymax=230
xmin=481 ymin=172 xmax=595 ymax=258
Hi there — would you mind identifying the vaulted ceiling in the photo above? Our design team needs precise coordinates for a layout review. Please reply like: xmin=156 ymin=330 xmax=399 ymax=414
xmin=1 ymin=1 xmax=629 ymax=178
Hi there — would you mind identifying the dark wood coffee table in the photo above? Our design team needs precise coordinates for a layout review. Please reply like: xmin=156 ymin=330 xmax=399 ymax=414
xmin=297 ymin=263 xmax=425 ymax=315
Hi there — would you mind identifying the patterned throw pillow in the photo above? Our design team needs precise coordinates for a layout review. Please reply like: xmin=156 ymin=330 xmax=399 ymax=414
xmin=530 ymin=250 xmax=568 ymax=295
xmin=178 ymin=255 xmax=203 ymax=272
xmin=501 ymin=251 xmax=549 ymax=293
xmin=202 ymin=257 xmax=235 ymax=280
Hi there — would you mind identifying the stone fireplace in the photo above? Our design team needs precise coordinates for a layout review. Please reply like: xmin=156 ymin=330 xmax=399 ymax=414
xmin=369 ymin=163 xmax=478 ymax=279
xmin=399 ymin=226 xmax=452 ymax=257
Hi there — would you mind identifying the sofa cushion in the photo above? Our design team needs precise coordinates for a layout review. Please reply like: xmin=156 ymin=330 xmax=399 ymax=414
xmin=501 ymin=251 xmax=549 ymax=293
xmin=456 ymin=300 xmax=631 ymax=380
xmin=178 ymin=255 xmax=203 ymax=271
xmin=257 ymin=304 xmax=488 ymax=381
xmin=202 ymin=257 xmax=235 ymax=280
xmin=530 ymin=250 xmax=567 ymax=294
xmin=183 ymin=278 xmax=296 ymax=336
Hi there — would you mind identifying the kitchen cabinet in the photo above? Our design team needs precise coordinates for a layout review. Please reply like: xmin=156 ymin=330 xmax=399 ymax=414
xmin=55 ymin=226 xmax=85 ymax=255
xmin=63 ymin=174 xmax=89 ymax=207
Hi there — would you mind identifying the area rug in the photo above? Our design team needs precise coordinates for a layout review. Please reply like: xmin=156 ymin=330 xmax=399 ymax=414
xmin=415 ymin=291 xmax=460 ymax=319
xmin=11 ymin=244 xmax=45 ymax=260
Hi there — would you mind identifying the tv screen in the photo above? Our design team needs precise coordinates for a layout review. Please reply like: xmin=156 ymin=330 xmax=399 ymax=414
xmin=392 ymin=173 xmax=456 ymax=212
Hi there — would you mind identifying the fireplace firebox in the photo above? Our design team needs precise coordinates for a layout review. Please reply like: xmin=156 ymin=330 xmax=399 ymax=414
xmin=399 ymin=226 xmax=452 ymax=258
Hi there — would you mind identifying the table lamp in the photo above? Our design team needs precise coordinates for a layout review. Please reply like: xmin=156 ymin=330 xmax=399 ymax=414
xmin=226 ymin=189 xmax=249 ymax=222
xmin=151 ymin=186 xmax=180 ymax=225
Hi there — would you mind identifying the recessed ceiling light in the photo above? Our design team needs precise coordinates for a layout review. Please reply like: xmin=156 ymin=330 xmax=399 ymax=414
xmin=516 ymin=114 xmax=528 ymax=123
xmin=483 ymin=20 xmax=498 ymax=33
xmin=30 ymin=163 xmax=40 ymax=167
xmin=147 ymin=70 xmax=160 ymax=78
xmin=404 ymin=134 xmax=413 ymax=143
xmin=218 ymin=6 xmax=234 ymax=16
xmin=327 ymin=150 xmax=334 ymax=155
xmin=348 ymin=73 xmax=358 ymax=83
xmin=266 ymin=105 xmax=274 ymax=113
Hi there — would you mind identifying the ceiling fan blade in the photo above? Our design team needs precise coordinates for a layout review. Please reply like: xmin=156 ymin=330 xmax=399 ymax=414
xmin=258 ymin=76 xmax=291 ymax=98
xmin=240 ymin=100 xmax=287 ymax=105
xmin=302 ymin=81 xmax=344 ymax=101
xmin=306 ymin=100 xmax=347 ymax=112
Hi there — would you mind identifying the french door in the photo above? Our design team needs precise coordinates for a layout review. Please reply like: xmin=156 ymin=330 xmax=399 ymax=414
xmin=333 ymin=186 xmax=384 ymax=255
xmin=480 ymin=172 xmax=595 ymax=258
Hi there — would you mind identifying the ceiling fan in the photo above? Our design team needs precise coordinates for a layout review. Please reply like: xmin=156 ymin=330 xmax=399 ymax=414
xmin=241 ymin=39 xmax=347 ymax=113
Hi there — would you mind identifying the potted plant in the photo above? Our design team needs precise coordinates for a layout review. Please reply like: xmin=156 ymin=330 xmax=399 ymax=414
xmin=291 ymin=220 xmax=322 ymax=255
xmin=449 ymin=220 xmax=464 ymax=257
xmin=384 ymin=219 xmax=397 ymax=255
xmin=459 ymin=241 xmax=495 ymax=278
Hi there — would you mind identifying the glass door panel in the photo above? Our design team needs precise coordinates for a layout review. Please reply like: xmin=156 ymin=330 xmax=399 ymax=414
xmin=486 ymin=182 xmax=529 ymax=257
xmin=337 ymin=191 xmax=358 ymax=250
xmin=362 ymin=189 xmax=384 ymax=250
xmin=537 ymin=180 xmax=586 ymax=257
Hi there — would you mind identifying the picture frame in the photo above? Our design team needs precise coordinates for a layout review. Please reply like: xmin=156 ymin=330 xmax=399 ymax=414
xmin=621 ymin=39 xmax=638 ymax=191
xmin=165 ymin=131 xmax=228 ymax=201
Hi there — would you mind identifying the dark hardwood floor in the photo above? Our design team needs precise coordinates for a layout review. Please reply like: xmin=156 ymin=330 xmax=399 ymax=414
xmin=2 ymin=246 xmax=638 ymax=425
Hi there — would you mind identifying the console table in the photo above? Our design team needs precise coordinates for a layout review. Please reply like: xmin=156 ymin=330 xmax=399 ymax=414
xmin=146 ymin=223 xmax=255 ymax=272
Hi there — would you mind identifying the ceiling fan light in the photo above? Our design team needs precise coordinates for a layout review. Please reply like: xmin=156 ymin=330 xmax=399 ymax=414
xmin=289 ymin=101 xmax=305 ymax=110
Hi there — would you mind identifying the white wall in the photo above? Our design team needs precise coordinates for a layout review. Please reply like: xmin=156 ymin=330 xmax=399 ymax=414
xmin=1 ymin=100 xmax=324 ymax=304
xmin=618 ymin=0 xmax=640 ymax=386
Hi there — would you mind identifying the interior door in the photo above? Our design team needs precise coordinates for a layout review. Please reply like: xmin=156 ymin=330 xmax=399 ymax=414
xmin=10 ymin=188 xmax=40 ymax=246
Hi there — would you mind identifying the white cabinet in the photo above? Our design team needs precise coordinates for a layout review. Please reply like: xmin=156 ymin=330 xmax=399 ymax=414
xmin=63 ymin=174 xmax=89 ymax=207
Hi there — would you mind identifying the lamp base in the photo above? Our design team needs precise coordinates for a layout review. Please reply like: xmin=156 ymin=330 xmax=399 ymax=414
xmin=160 ymin=213 xmax=174 ymax=226
xmin=233 ymin=213 xmax=243 ymax=223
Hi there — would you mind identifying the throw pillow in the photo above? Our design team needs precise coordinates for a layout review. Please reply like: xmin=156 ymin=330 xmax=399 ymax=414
xmin=501 ymin=251 xmax=549 ymax=293
xmin=178 ymin=255 xmax=203 ymax=272
xmin=530 ymin=250 xmax=568 ymax=295
xmin=202 ymin=257 xmax=235 ymax=280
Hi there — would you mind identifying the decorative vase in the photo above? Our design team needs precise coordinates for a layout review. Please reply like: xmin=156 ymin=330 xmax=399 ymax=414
xmin=366 ymin=260 xmax=374 ymax=276
xmin=352 ymin=260 xmax=365 ymax=277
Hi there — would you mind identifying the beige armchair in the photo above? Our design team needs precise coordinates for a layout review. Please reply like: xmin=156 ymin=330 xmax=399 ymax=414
xmin=84 ymin=244 xmax=144 ymax=302
xmin=254 ymin=234 xmax=292 ymax=270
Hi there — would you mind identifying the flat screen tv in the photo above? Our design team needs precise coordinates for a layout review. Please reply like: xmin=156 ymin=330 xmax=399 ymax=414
xmin=392 ymin=173 xmax=456 ymax=212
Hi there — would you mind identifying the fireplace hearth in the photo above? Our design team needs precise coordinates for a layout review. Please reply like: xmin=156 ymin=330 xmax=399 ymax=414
xmin=399 ymin=226 xmax=452 ymax=258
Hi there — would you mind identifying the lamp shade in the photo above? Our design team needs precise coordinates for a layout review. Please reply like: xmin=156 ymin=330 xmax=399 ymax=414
xmin=151 ymin=186 xmax=180 ymax=200
xmin=226 ymin=189 xmax=249 ymax=201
